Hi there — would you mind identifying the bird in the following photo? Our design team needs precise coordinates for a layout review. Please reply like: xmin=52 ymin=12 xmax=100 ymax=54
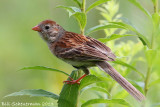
xmin=32 ymin=19 xmax=145 ymax=101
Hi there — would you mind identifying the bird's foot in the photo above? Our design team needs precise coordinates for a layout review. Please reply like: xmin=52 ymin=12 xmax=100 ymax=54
xmin=63 ymin=74 xmax=87 ymax=85
xmin=63 ymin=77 xmax=80 ymax=85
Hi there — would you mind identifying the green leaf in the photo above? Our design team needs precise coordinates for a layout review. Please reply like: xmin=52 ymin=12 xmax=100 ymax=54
xmin=57 ymin=5 xmax=81 ymax=16
xmin=85 ymin=24 xmax=127 ymax=35
xmin=149 ymin=79 xmax=160 ymax=87
xmin=152 ymin=0 xmax=156 ymax=5
xmin=145 ymin=49 xmax=157 ymax=67
xmin=72 ymin=0 xmax=81 ymax=8
xmin=109 ymin=22 xmax=151 ymax=48
xmin=73 ymin=12 xmax=87 ymax=30
xmin=58 ymin=70 xmax=80 ymax=107
xmin=114 ymin=90 xmax=128 ymax=100
xmin=81 ymin=99 xmax=132 ymax=107
xmin=79 ymin=75 xmax=102 ymax=90
xmin=81 ymin=86 xmax=111 ymax=97
xmin=20 ymin=66 xmax=69 ymax=76
xmin=98 ymin=34 xmax=137 ymax=42
xmin=112 ymin=60 xmax=145 ymax=78
xmin=86 ymin=0 xmax=110 ymax=13
xmin=57 ymin=6 xmax=86 ymax=30
xmin=125 ymin=0 xmax=151 ymax=18
xmin=5 ymin=89 xmax=59 ymax=100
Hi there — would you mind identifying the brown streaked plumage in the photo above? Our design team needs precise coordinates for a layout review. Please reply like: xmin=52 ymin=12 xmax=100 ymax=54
xmin=53 ymin=31 xmax=114 ymax=63
xmin=32 ymin=19 xmax=145 ymax=101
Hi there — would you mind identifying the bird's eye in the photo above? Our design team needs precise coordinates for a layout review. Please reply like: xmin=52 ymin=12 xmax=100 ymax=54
xmin=45 ymin=25 xmax=50 ymax=30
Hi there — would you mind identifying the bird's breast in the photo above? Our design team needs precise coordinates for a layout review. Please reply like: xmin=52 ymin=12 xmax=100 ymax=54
xmin=61 ymin=58 xmax=96 ymax=68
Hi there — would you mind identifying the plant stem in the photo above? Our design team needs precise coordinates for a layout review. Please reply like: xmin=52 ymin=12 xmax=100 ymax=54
xmin=151 ymin=0 xmax=158 ymax=49
xmin=80 ymin=29 xmax=84 ymax=35
xmin=154 ymin=0 xmax=158 ymax=13
xmin=78 ymin=0 xmax=86 ymax=79
xmin=143 ymin=0 xmax=159 ymax=97
xmin=144 ymin=67 xmax=151 ymax=95
xmin=151 ymin=32 xmax=154 ymax=49
xmin=81 ymin=0 xmax=86 ymax=13
xmin=107 ymin=83 xmax=115 ymax=107
xmin=80 ymin=0 xmax=86 ymax=35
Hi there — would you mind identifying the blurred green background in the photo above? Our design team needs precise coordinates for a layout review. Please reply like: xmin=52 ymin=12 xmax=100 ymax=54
xmin=0 ymin=0 xmax=159 ymax=106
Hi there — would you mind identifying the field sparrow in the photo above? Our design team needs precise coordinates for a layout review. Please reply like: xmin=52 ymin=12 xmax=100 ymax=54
xmin=32 ymin=20 xmax=145 ymax=101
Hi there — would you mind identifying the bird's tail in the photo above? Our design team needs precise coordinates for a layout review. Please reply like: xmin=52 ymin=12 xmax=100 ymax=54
xmin=97 ymin=61 xmax=145 ymax=101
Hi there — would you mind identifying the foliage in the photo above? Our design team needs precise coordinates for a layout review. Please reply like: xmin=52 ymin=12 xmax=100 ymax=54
xmin=19 ymin=66 xmax=69 ymax=76
xmin=5 ymin=89 xmax=59 ymax=100
xmin=81 ymin=99 xmax=132 ymax=107
xmin=58 ymin=70 xmax=80 ymax=107
xmin=4 ymin=0 xmax=159 ymax=107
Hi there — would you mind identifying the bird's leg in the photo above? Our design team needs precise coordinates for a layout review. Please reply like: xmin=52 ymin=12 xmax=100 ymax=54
xmin=63 ymin=74 xmax=87 ymax=85
xmin=63 ymin=67 xmax=89 ymax=85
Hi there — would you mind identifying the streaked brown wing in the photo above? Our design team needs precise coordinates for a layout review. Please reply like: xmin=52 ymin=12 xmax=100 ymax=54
xmin=86 ymin=36 xmax=116 ymax=59
xmin=55 ymin=45 xmax=111 ymax=61
xmin=54 ymin=32 xmax=115 ymax=61
xmin=79 ymin=45 xmax=115 ymax=61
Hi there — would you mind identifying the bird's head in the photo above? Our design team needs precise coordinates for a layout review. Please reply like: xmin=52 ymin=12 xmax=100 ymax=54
xmin=32 ymin=20 xmax=65 ymax=43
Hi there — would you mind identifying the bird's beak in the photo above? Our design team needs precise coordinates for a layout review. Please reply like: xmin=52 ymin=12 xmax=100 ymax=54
xmin=32 ymin=25 xmax=41 ymax=32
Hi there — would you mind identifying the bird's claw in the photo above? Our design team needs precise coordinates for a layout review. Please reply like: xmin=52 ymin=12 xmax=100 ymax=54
xmin=63 ymin=77 xmax=80 ymax=85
